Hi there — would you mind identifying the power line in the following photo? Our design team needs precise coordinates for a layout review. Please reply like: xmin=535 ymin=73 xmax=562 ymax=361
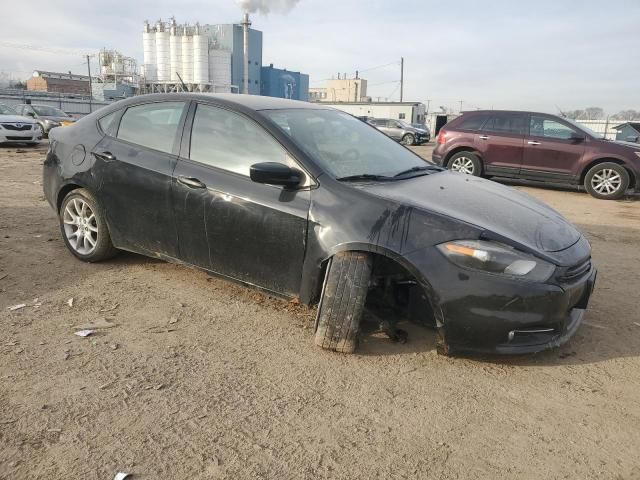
xmin=0 ymin=41 xmax=96 ymax=57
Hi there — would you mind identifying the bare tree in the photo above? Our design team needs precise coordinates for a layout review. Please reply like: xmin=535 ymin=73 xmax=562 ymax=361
xmin=564 ymin=109 xmax=586 ymax=120
xmin=584 ymin=107 xmax=604 ymax=120
xmin=612 ymin=110 xmax=640 ymax=121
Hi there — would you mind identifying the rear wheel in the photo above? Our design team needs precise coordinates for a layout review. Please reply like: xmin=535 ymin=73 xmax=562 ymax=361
xmin=584 ymin=162 xmax=629 ymax=200
xmin=59 ymin=189 xmax=118 ymax=262
xmin=401 ymin=133 xmax=415 ymax=146
xmin=314 ymin=251 xmax=372 ymax=354
xmin=447 ymin=152 xmax=482 ymax=176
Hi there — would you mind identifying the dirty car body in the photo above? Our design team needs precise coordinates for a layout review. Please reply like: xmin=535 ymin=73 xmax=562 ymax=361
xmin=43 ymin=94 xmax=596 ymax=355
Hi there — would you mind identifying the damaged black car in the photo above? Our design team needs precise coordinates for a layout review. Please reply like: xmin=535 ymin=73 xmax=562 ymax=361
xmin=43 ymin=94 xmax=597 ymax=355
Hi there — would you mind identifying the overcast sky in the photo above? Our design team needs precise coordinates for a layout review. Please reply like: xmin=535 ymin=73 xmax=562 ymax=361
xmin=1 ymin=0 xmax=638 ymax=114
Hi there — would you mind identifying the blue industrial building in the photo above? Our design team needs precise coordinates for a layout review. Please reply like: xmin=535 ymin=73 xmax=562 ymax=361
xmin=261 ymin=64 xmax=309 ymax=101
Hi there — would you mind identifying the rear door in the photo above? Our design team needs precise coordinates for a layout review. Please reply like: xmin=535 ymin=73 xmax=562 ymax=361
xmin=475 ymin=113 xmax=527 ymax=174
xmin=92 ymin=100 xmax=188 ymax=257
xmin=522 ymin=115 xmax=586 ymax=179
xmin=171 ymin=102 xmax=310 ymax=296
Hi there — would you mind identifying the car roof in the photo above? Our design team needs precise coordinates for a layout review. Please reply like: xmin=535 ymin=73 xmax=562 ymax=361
xmin=112 ymin=93 xmax=333 ymax=112
xmin=460 ymin=109 xmax=561 ymax=117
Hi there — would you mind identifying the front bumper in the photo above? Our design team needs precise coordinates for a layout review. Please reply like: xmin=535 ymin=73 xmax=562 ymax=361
xmin=404 ymin=247 xmax=596 ymax=355
xmin=0 ymin=129 xmax=40 ymax=143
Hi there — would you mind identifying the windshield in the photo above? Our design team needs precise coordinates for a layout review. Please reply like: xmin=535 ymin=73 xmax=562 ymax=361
xmin=563 ymin=118 xmax=602 ymax=138
xmin=0 ymin=104 xmax=17 ymax=115
xmin=33 ymin=105 xmax=68 ymax=117
xmin=263 ymin=109 xmax=431 ymax=179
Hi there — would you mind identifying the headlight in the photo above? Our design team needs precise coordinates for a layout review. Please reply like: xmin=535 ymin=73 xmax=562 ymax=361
xmin=437 ymin=240 xmax=555 ymax=282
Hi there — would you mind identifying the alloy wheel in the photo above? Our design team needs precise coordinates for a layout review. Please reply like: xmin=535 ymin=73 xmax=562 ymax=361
xmin=451 ymin=157 xmax=475 ymax=175
xmin=590 ymin=168 xmax=622 ymax=196
xmin=63 ymin=198 xmax=98 ymax=255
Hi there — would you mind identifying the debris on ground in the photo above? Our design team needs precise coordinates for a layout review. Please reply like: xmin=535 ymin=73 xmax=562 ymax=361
xmin=67 ymin=298 xmax=74 ymax=307
xmin=633 ymin=322 xmax=640 ymax=327
xmin=73 ymin=319 xmax=117 ymax=330
xmin=113 ymin=473 xmax=131 ymax=480
xmin=74 ymin=330 xmax=94 ymax=338
xmin=7 ymin=304 xmax=26 ymax=311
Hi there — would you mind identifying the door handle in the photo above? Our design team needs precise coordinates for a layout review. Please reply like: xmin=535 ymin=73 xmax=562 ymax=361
xmin=177 ymin=176 xmax=206 ymax=189
xmin=527 ymin=141 xmax=541 ymax=145
xmin=92 ymin=150 xmax=116 ymax=162
xmin=479 ymin=135 xmax=489 ymax=140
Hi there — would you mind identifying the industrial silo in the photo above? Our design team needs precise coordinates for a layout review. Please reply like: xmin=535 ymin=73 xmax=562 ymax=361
xmin=193 ymin=23 xmax=209 ymax=85
xmin=142 ymin=21 xmax=157 ymax=81
xmin=181 ymin=26 xmax=193 ymax=83
xmin=209 ymin=49 xmax=232 ymax=89
xmin=169 ymin=19 xmax=182 ymax=82
xmin=155 ymin=21 xmax=170 ymax=82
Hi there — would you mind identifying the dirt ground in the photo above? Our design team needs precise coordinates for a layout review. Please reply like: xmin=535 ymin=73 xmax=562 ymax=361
xmin=1 ymin=141 xmax=639 ymax=480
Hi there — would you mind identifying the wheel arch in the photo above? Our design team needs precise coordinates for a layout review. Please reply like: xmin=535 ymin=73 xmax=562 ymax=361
xmin=443 ymin=146 xmax=483 ymax=167
xmin=580 ymin=158 xmax=636 ymax=189
xmin=309 ymin=243 xmax=445 ymax=328
xmin=56 ymin=182 xmax=93 ymax=213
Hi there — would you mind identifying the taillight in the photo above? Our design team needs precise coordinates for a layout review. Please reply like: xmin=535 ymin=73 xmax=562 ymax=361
xmin=436 ymin=131 xmax=447 ymax=144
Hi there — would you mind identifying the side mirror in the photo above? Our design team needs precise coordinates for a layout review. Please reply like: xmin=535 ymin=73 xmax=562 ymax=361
xmin=26 ymin=111 xmax=36 ymax=117
xmin=250 ymin=162 xmax=302 ymax=188
xmin=569 ymin=133 xmax=586 ymax=142
xmin=625 ymin=135 xmax=640 ymax=143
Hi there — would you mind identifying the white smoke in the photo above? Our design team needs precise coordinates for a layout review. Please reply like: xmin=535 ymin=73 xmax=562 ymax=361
xmin=236 ymin=0 xmax=301 ymax=14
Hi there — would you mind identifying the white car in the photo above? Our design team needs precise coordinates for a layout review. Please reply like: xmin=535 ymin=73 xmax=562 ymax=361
xmin=0 ymin=103 xmax=40 ymax=145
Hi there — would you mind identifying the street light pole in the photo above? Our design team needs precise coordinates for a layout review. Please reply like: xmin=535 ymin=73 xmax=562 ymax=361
xmin=400 ymin=57 xmax=404 ymax=102
xmin=86 ymin=55 xmax=93 ymax=113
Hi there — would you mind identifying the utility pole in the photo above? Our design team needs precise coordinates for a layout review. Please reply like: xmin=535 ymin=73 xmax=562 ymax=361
xmin=459 ymin=100 xmax=463 ymax=113
xmin=400 ymin=57 xmax=404 ymax=102
xmin=86 ymin=55 xmax=93 ymax=113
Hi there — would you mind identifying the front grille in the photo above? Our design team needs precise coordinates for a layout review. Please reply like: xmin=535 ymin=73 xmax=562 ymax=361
xmin=5 ymin=136 xmax=32 ymax=140
xmin=1 ymin=123 xmax=33 ymax=131
xmin=558 ymin=258 xmax=592 ymax=282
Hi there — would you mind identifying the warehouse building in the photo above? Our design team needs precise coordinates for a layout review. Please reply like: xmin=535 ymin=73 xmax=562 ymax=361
xmin=26 ymin=70 xmax=95 ymax=95
xmin=322 ymin=101 xmax=427 ymax=125
xmin=309 ymin=76 xmax=368 ymax=103
xmin=261 ymin=64 xmax=309 ymax=101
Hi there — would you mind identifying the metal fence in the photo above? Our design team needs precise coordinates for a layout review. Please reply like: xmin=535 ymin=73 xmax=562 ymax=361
xmin=0 ymin=88 xmax=110 ymax=117
xmin=573 ymin=119 xmax=636 ymax=140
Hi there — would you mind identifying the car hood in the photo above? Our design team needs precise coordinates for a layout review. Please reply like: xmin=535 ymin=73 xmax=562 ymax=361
xmin=0 ymin=114 xmax=35 ymax=123
xmin=362 ymin=171 xmax=582 ymax=254
xmin=41 ymin=115 xmax=75 ymax=122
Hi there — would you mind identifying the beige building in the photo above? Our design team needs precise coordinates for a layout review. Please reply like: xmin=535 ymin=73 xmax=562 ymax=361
xmin=310 ymin=77 xmax=368 ymax=103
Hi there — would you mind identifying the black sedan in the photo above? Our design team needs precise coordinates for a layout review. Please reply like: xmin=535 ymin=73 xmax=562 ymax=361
xmin=43 ymin=94 xmax=597 ymax=355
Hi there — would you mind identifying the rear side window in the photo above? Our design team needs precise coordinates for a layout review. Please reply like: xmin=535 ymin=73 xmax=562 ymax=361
xmin=117 ymin=102 xmax=186 ymax=154
xmin=455 ymin=114 xmax=489 ymax=131
xmin=482 ymin=114 xmax=526 ymax=135
xmin=98 ymin=111 xmax=118 ymax=135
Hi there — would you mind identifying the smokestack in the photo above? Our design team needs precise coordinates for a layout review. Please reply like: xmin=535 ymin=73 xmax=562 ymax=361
xmin=241 ymin=12 xmax=251 ymax=94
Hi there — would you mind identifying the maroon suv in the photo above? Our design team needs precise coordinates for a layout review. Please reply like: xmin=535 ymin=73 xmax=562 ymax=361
xmin=432 ymin=110 xmax=640 ymax=199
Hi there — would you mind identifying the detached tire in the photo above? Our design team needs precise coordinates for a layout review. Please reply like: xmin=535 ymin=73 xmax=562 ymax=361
xmin=584 ymin=162 xmax=630 ymax=200
xmin=447 ymin=151 xmax=482 ymax=176
xmin=59 ymin=188 xmax=118 ymax=262
xmin=314 ymin=252 xmax=372 ymax=354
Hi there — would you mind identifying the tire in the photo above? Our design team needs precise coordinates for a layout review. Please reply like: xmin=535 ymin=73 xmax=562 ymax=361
xmin=59 ymin=188 xmax=118 ymax=262
xmin=584 ymin=162 xmax=630 ymax=200
xmin=314 ymin=251 xmax=372 ymax=354
xmin=447 ymin=151 xmax=482 ymax=176
xmin=401 ymin=133 xmax=415 ymax=146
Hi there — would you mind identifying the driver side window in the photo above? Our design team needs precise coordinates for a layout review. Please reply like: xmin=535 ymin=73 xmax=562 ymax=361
xmin=530 ymin=116 xmax=576 ymax=140
xmin=189 ymin=104 xmax=299 ymax=178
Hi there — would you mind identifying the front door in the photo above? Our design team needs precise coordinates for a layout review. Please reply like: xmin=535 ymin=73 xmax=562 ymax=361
xmin=92 ymin=101 xmax=188 ymax=258
xmin=475 ymin=112 xmax=527 ymax=174
xmin=522 ymin=115 xmax=586 ymax=179
xmin=172 ymin=103 xmax=310 ymax=296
